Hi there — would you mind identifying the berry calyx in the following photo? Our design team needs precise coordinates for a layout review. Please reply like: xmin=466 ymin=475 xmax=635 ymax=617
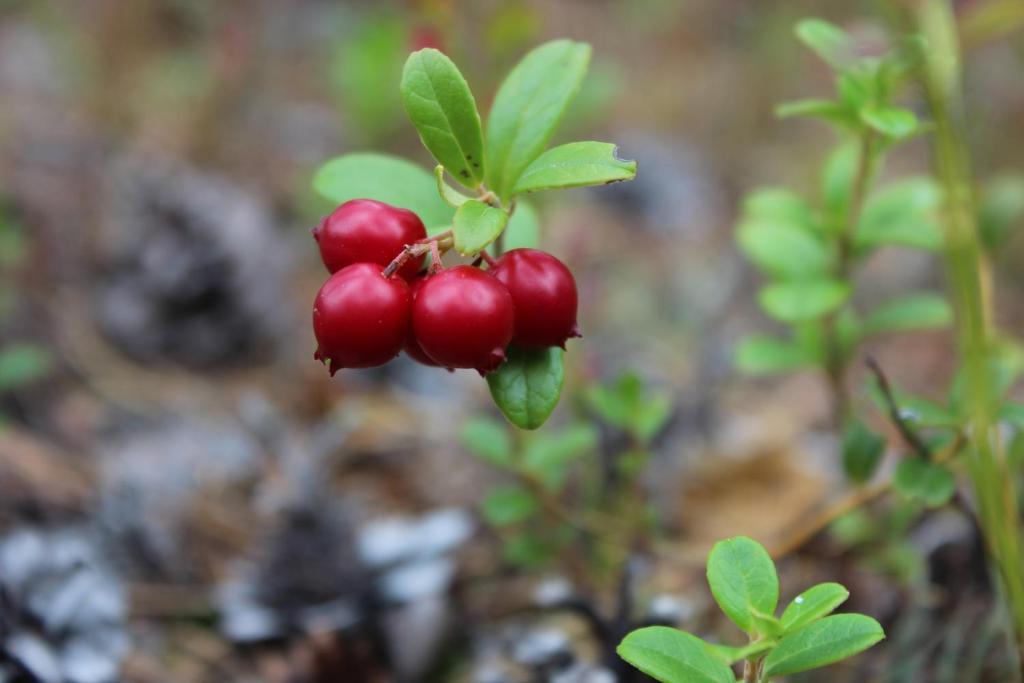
xmin=313 ymin=263 xmax=411 ymax=374
xmin=489 ymin=248 xmax=581 ymax=348
xmin=312 ymin=199 xmax=427 ymax=280
xmin=412 ymin=266 xmax=515 ymax=374
xmin=403 ymin=275 xmax=441 ymax=367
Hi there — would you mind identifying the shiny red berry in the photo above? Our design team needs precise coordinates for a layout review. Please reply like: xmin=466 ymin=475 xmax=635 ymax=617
xmin=490 ymin=248 xmax=581 ymax=348
xmin=313 ymin=263 xmax=411 ymax=374
xmin=412 ymin=266 xmax=515 ymax=374
xmin=312 ymin=199 xmax=427 ymax=280
xmin=402 ymin=275 xmax=441 ymax=367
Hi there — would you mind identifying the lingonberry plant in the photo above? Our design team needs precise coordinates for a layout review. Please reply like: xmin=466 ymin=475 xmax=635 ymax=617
xmin=461 ymin=372 xmax=672 ymax=576
xmin=310 ymin=40 xmax=636 ymax=428
xmin=736 ymin=8 xmax=1024 ymax=672
xmin=733 ymin=18 xmax=955 ymax=480
xmin=618 ymin=537 xmax=884 ymax=682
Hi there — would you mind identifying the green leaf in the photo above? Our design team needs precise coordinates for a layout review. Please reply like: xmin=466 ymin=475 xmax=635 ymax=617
xmin=781 ymin=583 xmax=850 ymax=633
xmin=460 ymin=417 xmax=513 ymax=467
xmin=400 ymin=48 xmax=485 ymax=187
xmin=523 ymin=423 xmax=598 ymax=488
xmin=842 ymin=420 xmax=885 ymax=484
xmin=504 ymin=201 xmax=540 ymax=250
xmin=705 ymin=640 xmax=775 ymax=666
xmin=312 ymin=153 xmax=454 ymax=230
xmin=503 ymin=532 xmax=556 ymax=568
xmin=453 ymin=200 xmax=509 ymax=256
xmin=856 ymin=177 xmax=943 ymax=251
xmin=0 ymin=344 xmax=49 ymax=392
xmin=434 ymin=165 xmax=473 ymax=207
xmin=487 ymin=346 xmax=565 ymax=430
xmin=860 ymin=104 xmax=919 ymax=138
xmin=776 ymin=98 xmax=855 ymax=126
xmin=737 ymin=218 xmax=832 ymax=279
xmin=861 ymin=293 xmax=953 ymax=335
xmin=795 ymin=18 xmax=854 ymax=69
xmin=893 ymin=459 xmax=956 ymax=507
xmin=735 ymin=335 xmax=816 ymax=375
xmin=634 ymin=394 xmax=673 ymax=444
xmin=979 ymin=174 xmax=1024 ymax=249
xmin=821 ymin=141 xmax=859 ymax=232
xmin=706 ymin=536 xmax=779 ymax=634
xmin=838 ymin=68 xmax=876 ymax=113
xmin=584 ymin=373 xmax=671 ymax=443
xmin=486 ymin=40 xmax=591 ymax=199
xmin=617 ymin=627 xmax=735 ymax=683
xmin=759 ymin=280 xmax=850 ymax=323
xmin=743 ymin=188 xmax=817 ymax=231
xmin=511 ymin=141 xmax=636 ymax=194
xmin=481 ymin=486 xmax=538 ymax=526
xmin=764 ymin=614 xmax=884 ymax=677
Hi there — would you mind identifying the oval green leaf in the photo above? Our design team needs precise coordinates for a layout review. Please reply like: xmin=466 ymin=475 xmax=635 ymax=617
xmin=522 ymin=423 xmax=598 ymax=488
xmin=743 ymin=187 xmax=817 ymax=231
xmin=706 ymin=536 xmax=779 ymax=635
xmin=737 ymin=218 xmax=833 ymax=279
xmin=758 ymin=280 xmax=850 ymax=323
xmin=735 ymin=335 xmax=817 ymax=375
xmin=776 ymin=98 xmax=855 ymax=126
xmin=481 ymin=485 xmax=538 ymax=526
xmin=453 ymin=200 xmax=509 ymax=256
xmin=861 ymin=293 xmax=953 ymax=335
xmin=855 ymin=177 xmax=943 ymax=252
xmin=893 ymin=459 xmax=956 ymax=508
xmin=487 ymin=346 xmax=565 ymax=430
xmin=860 ymin=104 xmax=919 ymax=138
xmin=459 ymin=417 xmax=512 ymax=468
xmin=401 ymin=48 xmax=485 ymax=187
xmin=312 ymin=153 xmax=454 ymax=230
xmin=764 ymin=614 xmax=884 ymax=677
xmin=842 ymin=420 xmax=885 ymax=484
xmin=781 ymin=583 xmax=850 ymax=633
xmin=617 ymin=627 xmax=735 ymax=683
xmin=795 ymin=18 xmax=854 ymax=69
xmin=486 ymin=40 xmax=591 ymax=200
xmin=512 ymin=141 xmax=636 ymax=194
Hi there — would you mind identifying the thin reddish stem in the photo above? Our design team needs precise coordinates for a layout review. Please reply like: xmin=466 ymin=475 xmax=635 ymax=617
xmin=429 ymin=240 xmax=443 ymax=274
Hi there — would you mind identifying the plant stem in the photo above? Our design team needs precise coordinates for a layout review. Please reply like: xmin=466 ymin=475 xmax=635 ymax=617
xmin=865 ymin=356 xmax=934 ymax=461
xmin=916 ymin=0 xmax=1024 ymax=673
xmin=823 ymin=130 xmax=877 ymax=428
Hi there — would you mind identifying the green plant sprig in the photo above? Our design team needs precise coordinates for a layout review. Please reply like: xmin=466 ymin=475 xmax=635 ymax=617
xmin=735 ymin=17 xmax=955 ymax=482
xmin=312 ymin=40 xmax=637 ymax=430
xmin=618 ymin=536 xmax=884 ymax=682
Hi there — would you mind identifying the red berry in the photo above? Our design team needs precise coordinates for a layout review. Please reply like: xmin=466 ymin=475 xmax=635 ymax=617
xmin=312 ymin=199 xmax=427 ymax=280
xmin=403 ymin=275 xmax=441 ymax=367
xmin=490 ymin=248 xmax=581 ymax=348
xmin=313 ymin=263 xmax=411 ymax=374
xmin=412 ymin=266 xmax=515 ymax=374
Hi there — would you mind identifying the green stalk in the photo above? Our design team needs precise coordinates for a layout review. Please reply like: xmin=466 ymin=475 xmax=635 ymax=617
xmin=917 ymin=0 xmax=1024 ymax=673
xmin=823 ymin=130 xmax=877 ymax=427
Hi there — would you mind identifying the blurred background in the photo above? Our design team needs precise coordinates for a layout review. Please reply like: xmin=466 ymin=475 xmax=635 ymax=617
xmin=1 ymin=0 xmax=1023 ymax=681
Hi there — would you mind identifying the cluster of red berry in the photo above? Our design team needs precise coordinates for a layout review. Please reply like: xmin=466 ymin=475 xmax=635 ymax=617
xmin=311 ymin=199 xmax=580 ymax=376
